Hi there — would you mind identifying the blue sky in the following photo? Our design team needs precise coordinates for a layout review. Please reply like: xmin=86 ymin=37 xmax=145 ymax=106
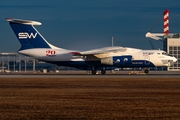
xmin=1 ymin=0 xmax=180 ymax=52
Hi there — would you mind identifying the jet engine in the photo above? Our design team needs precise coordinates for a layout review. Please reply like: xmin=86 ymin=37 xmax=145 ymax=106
xmin=101 ymin=55 xmax=132 ymax=65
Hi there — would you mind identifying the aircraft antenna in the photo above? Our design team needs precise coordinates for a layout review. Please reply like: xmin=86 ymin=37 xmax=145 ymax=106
xmin=112 ymin=36 xmax=114 ymax=47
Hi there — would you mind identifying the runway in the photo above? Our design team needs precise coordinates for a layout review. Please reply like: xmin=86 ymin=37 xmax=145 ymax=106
xmin=0 ymin=71 xmax=180 ymax=78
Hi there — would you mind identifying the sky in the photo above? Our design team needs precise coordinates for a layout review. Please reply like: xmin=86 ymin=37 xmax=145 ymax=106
xmin=1 ymin=0 xmax=180 ymax=52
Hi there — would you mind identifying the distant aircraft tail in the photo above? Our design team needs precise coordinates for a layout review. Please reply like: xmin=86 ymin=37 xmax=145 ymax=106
xmin=6 ymin=18 xmax=59 ymax=51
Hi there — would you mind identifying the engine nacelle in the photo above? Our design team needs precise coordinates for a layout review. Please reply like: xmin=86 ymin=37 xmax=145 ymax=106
xmin=101 ymin=55 xmax=132 ymax=65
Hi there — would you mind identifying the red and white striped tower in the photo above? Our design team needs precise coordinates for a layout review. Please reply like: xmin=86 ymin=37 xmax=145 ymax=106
xmin=163 ymin=9 xmax=169 ymax=38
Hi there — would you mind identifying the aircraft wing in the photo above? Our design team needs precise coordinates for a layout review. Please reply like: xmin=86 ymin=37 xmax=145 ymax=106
xmin=79 ymin=46 xmax=127 ymax=59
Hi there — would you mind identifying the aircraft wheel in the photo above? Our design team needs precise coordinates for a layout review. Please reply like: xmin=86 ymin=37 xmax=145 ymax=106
xmin=92 ymin=70 xmax=97 ymax=75
xmin=101 ymin=70 xmax=106 ymax=75
xmin=144 ymin=69 xmax=149 ymax=74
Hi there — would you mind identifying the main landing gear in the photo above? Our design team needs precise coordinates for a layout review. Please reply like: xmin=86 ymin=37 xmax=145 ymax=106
xmin=91 ymin=70 xmax=97 ymax=75
xmin=91 ymin=70 xmax=106 ymax=75
xmin=101 ymin=70 xmax=106 ymax=75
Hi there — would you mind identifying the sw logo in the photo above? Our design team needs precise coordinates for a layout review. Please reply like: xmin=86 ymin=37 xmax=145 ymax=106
xmin=18 ymin=32 xmax=37 ymax=39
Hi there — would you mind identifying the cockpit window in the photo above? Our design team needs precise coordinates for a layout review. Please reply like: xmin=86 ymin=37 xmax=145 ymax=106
xmin=162 ymin=52 xmax=172 ymax=56
xmin=162 ymin=52 xmax=167 ymax=55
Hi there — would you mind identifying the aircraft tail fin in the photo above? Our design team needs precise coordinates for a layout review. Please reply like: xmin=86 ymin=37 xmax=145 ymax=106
xmin=6 ymin=18 xmax=59 ymax=51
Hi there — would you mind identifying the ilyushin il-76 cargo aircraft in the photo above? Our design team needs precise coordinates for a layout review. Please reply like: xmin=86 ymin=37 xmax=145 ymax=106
xmin=6 ymin=18 xmax=177 ymax=75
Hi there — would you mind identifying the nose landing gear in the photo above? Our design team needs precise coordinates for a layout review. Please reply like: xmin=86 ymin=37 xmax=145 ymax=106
xmin=144 ymin=69 xmax=149 ymax=74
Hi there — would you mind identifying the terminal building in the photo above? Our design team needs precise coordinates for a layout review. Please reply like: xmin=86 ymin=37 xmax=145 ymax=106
xmin=163 ymin=10 xmax=180 ymax=71
xmin=0 ymin=52 xmax=57 ymax=73
xmin=163 ymin=35 xmax=180 ymax=71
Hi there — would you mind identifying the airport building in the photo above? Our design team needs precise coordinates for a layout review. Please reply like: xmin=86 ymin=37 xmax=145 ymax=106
xmin=163 ymin=10 xmax=179 ymax=71
xmin=161 ymin=10 xmax=180 ymax=71
xmin=146 ymin=9 xmax=180 ymax=71
xmin=0 ymin=52 xmax=58 ymax=73
xmin=163 ymin=36 xmax=180 ymax=71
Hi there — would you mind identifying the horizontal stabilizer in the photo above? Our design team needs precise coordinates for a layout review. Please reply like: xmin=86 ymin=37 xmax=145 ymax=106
xmin=5 ymin=18 xmax=41 ymax=26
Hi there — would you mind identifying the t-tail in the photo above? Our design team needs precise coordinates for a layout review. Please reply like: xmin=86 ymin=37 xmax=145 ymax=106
xmin=6 ymin=18 xmax=59 ymax=51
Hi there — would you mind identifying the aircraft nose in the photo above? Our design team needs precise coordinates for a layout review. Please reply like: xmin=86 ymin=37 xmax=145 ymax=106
xmin=173 ymin=57 xmax=177 ymax=62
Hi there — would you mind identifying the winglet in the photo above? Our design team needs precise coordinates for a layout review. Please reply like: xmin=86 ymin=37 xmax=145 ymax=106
xmin=5 ymin=18 xmax=42 ymax=26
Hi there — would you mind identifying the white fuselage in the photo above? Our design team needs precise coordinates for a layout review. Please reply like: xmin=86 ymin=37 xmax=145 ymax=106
xmin=18 ymin=47 xmax=177 ymax=67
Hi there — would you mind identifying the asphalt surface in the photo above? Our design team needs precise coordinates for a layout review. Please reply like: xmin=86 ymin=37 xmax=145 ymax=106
xmin=0 ymin=70 xmax=180 ymax=78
